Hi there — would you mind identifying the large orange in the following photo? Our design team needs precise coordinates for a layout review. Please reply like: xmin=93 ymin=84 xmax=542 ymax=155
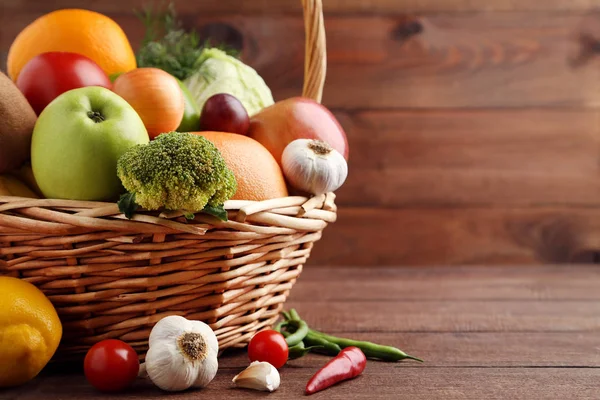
xmin=7 ymin=9 xmax=136 ymax=81
xmin=194 ymin=132 xmax=289 ymax=201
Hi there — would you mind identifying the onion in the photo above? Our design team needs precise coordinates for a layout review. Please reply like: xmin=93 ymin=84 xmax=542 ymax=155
xmin=113 ymin=68 xmax=185 ymax=139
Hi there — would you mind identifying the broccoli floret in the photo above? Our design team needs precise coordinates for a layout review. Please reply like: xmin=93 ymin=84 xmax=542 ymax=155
xmin=117 ymin=132 xmax=236 ymax=217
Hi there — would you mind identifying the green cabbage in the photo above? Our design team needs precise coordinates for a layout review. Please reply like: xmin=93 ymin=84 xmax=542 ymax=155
xmin=184 ymin=48 xmax=274 ymax=117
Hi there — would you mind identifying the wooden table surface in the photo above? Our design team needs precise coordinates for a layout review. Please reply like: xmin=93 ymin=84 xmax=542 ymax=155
xmin=2 ymin=265 xmax=600 ymax=399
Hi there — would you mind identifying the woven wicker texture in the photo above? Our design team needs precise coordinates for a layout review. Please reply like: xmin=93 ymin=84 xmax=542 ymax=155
xmin=0 ymin=0 xmax=331 ymax=360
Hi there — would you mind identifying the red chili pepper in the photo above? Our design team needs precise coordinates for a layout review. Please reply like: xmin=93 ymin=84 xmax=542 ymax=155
xmin=305 ymin=346 xmax=367 ymax=395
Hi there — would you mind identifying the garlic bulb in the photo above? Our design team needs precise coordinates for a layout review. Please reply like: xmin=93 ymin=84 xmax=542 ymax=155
xmin=281 ymin=139 xmax=348 ymax=195
xmin=143 ymin=315 xmax=219 ymax=392
xmin=232 ymin=361 xmax=280 ymax=392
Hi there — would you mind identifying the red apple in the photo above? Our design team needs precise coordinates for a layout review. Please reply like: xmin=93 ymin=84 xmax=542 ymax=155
xmin=248 ymin=97 xmax=349 ymax=165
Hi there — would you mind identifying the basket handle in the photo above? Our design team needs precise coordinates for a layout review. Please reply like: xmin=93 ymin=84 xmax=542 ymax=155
xmin=301 ymin=0 xmax=327 ymax=103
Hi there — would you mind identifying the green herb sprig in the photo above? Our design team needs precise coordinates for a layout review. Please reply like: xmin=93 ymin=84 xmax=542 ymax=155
xmin=136 ymin=1 xmax=240 ymax=81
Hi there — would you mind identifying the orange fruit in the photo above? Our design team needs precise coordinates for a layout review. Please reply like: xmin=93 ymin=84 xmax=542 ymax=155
xmin=7 ymin=9 xmax=136 ymax=81
xmin=194 ymin=132 xmax=289 ymax=201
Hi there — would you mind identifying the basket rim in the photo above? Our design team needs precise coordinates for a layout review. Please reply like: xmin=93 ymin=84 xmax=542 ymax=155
xmin=0 ymin=193 xmax=337 ymax=237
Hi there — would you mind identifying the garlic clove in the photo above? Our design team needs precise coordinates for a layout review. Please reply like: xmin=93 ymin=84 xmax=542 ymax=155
xmin=193 ymin=355 xmax=219 ymax=388
xmin=232 ymin=361 xmax=280 ymax=392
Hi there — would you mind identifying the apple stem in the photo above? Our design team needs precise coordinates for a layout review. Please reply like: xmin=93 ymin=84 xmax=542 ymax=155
xmin=87 ymin=111 xmax=106 ymax=123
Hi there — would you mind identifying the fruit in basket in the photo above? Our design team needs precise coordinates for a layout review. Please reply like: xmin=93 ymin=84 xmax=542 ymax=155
xmin=0 ymin=174 xmax=39 ymax=198
xmin=0 ymin=277 xmax=62 ymax=388
xmin=199 ymin=93 xmax=250 ymax=135
xmin=31 ymin=86 xmax=149 ymax=201
xmin=16 ymin=52 xmax=112 ymax=115
xmin=248 ymin=97 xmax=349 ymax=165
xmin=184 ymin=48 xmax=274 ymax=117
xmin=194 ymin=132 xmax=288 ymax=201
xmin=177 ymin=78 xmax=201 ymax=132
xmin=116 ymin=132 xmax=236 ymax=217
xmin=7 ymin=9 xmax=136 ymax=81
xmin=0 ymin=71 xmax=37 ymax=174
xmin=113 ymin=68 xmax=185 ymax=139
xmin=10 ymin=164 xmax=42 ymax=196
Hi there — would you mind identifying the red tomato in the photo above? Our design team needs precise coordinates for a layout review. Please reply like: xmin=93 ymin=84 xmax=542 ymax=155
xmin=16 ymin=52 xmax=111 ymax=115
xmin=248 ymin=330 xmax=289 ymax=369
xmin=84 ymin=339 xmax=139 ymax=392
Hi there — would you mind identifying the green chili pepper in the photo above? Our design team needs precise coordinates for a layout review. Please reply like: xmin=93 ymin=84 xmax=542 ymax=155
xmin=275 ymin=318 xmax=309 ymax=347
xmin=303 ymin=331 xmax=342 ymax=356
xmin=284 ymin=318 xmax=309 ymax=347
xmin=274 ymin=320 xmax=289 ymax=334
xmin=288 ymin=309 xmax=423 ymax=362
xmin=289 ymin=309 xmax=301 ymax=321
xmin=287 ymin=341 xmax=324 ymax=360
xmin=309 ymin=329 xmax=423 ymax=362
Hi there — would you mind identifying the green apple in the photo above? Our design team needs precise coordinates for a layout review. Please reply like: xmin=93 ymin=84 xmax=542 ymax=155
xmin=31 ymin=86 xmax=149 ymax=201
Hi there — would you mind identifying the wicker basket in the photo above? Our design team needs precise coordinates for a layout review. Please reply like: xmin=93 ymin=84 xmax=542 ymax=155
xmin=0 ymin=0 xmax=333 ymax=361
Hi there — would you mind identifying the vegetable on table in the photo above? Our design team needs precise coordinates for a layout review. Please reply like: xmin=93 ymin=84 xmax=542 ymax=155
xmin=248 ymin=330 xmax=289 ymax=369
xmin=305 ymin=346 xmax=367 ymax=395
xmin=303 ymin=330 xmax=343 ymax=356
xmin=282 ymin=139 xmax=348 ymax=195
xmin=282 ymin=315 xmax=308 ymax=347
xmin=116 ymin=132 xmax=237 ymax=220
xmin=141 ymin=315 xmax=219 ymax=392
xmin=277 ymin=319 xmax=341 ymax=356
xmin=84 ymin=339 xmax=139 ymax=393
xmin=288 ymin=341 xmax=324 ymax=360
xmin=232 ymin=361 xmax=280 ymax=392
xmin=308 ymin=329 xmax=423 ymax=362
xmin=277 ymin=309 xmax=422 ymax=362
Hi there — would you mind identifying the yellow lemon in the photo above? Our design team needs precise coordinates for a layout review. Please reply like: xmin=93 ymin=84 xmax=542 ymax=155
xmin=0 ymin=277 xmax=62 ymax=387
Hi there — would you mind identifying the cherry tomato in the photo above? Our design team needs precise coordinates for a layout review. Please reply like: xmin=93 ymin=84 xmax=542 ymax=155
xmin=248 ymin=329 xmax=289 ymax=369
xmin=84 ymin=339 xmax=139 ymax=392
xmin=16 ymin=52 xmax=111 ymax=115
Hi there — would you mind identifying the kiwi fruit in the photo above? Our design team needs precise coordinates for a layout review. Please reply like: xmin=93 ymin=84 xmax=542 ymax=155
xmin=0 ymin=71 xmax=36 ymax=173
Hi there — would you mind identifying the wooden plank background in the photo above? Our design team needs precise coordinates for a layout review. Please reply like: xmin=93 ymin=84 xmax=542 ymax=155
xmin=2 ymin=0 xmax=600 ymax=265
xmin=4 ymin=266 xmax=600 ymax=399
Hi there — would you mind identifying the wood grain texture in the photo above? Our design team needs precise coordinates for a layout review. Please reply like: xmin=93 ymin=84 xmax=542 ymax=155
xmin=3 ymin=0 xmax=600 ymax=14
xmin=292 ymin=266 xmax=600 ymax=300
xmin=4 ymin=367 xmax=599 ymax=400
xmin=3 ymin=1 xmax=600 ymax=266
xmin=335 ymin=109 xmax=600 ymax=207
xmin=310 ymin=207 xmax=600 ymax=266
xmin=289 ymin=300 xmax=600 ymax=332
xmin=2 ymin=12 xmax=600 ymax=108
xmin=3 ymin=266 xmax=600 ymax=399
